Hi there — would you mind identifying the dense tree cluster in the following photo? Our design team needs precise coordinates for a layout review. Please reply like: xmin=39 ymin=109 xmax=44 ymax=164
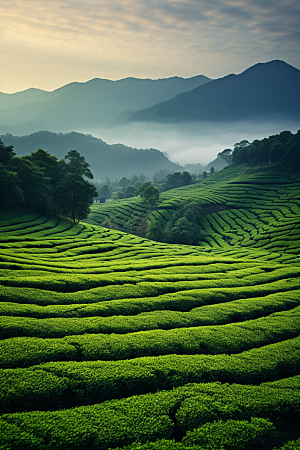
xmin=137 ymin=182 xmax=160 ymax=204
xmin=94 ymin=174 xmax=149 ymax=200
xmin=0 ymin=140 xmax=97 ymax=223
xmin=146 ymin=201 xmax=205 ymax=245
xmin=217 ymin=148 xmax=234 ymax=165
xmin=161 ymin=171 xmax=192 ymax=191
xmin=87 ymin=171 xmax=197 ymax=202
xmin=220 ymin=131 xmax=300 ymax=170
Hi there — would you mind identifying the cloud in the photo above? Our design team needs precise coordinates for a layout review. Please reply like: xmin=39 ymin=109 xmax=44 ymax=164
xmin=90 ymin=118 xmax=300 ymax=166
xmin=1 ymin=0 xmax=299 ymax=47
xmin=0 ymin=0 xmax=299 ymax=92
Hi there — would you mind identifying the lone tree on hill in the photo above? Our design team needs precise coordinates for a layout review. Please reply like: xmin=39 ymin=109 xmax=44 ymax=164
xmin=143 ymin=185 xmax=160 ymax=204
xmin=137 ymin=182 xmax=152 ymax=198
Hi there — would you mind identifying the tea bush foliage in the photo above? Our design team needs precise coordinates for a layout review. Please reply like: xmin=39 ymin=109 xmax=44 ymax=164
xmin=0 ymin=161 xmax=300 ymax=449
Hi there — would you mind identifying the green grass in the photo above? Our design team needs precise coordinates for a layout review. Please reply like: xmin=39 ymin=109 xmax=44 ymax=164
xmin=0 ymin=165 xmax=300 ymax=449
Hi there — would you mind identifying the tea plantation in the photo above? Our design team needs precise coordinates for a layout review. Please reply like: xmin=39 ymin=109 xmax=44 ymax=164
xmin=0 ymin=165 xmax=300 ymax=450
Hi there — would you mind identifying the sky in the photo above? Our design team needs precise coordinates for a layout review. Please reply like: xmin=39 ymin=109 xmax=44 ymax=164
xmin=0 ymin=0 xmax=299 ymax=93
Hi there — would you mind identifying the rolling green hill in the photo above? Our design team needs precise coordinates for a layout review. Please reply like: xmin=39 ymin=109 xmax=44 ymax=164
xmin=0 ymin=163 xmax=300 ymax=449
xmin=88 ymin=163 xmax=300 ymax=258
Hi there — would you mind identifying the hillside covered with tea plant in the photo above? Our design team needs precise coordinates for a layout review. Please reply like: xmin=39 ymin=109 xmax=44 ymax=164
xmin=0 ymin=161 xmax=300 ymax=449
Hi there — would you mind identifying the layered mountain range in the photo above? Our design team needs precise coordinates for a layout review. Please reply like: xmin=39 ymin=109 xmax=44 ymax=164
xmin=1 ymin=60 xmax=298 ymax=138
xmin=0 ymin=75 xmax=210 ymax=135
xmin=0 ymin=131 xmax=185 ymax=180
xmin=1 ymin=60 xmax=298 ymax=179
xmin=126 ymin=60 xmax=300 ymax=123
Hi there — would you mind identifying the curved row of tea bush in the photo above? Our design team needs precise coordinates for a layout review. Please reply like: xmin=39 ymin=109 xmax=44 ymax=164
xmin=1 ymin=289 xmax=299 ymax=337
xmin=0 ymin=376 xmax=299 ymax=449
xmin=1 ymin=306 xmax=300 ymax=368
xmin=88 ymin=165 xmax=300 ymax=258
xmin=1 ymin=162 xmax=300 ymax=450
xmin=0 ymin=335 xmax=299 ymax=413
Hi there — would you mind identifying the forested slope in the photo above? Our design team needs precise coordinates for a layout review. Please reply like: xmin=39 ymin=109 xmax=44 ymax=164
xmin=0 ymin=163 xmax=300 ymax=449
xmin=1 ymin=131 xmax=183 ymax=180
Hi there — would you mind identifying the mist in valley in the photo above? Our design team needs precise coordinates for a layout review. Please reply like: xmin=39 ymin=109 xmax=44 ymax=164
xmin=80 ymin=118 xmax=300 ymax=167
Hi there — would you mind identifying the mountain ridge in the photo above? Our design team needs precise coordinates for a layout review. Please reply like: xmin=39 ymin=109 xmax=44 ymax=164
xmin=1 ymin=130 xmax=185 ymax=180
xmin=126 ymin=60 xmax=300 ymax=123
xmin=0 ymin=75 xmax=211 ymax=135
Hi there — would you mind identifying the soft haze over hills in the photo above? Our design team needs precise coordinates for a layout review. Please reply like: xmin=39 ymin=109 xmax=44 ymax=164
xmin=1 ymin=60 xmax=298 ymax=166
xmin=126 ymin=61 xmax=300 ymax=123
xmin=0 ymin=76 xmax=211 ymax=136
xmin=1 ymin=131 xmax=184 ymax=180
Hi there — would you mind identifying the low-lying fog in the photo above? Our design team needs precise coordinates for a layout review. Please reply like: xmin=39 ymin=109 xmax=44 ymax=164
xmin=82 ymin=119 xmax=299 ymax=165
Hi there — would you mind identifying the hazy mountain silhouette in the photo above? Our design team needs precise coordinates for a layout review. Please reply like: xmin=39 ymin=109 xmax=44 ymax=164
xmin=0 ymin=76 xmax=211 ymax=135
xmin=126 ymin=61 xmax=300 ymax=123
xmin=1 ymin=131 xmax=184 ymax=180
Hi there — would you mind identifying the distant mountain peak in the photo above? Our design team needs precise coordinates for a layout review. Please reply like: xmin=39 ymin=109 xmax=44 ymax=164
xmin=126 ymin=59 xmax=300 ymax=124
xmin=240 ymin=59 xmax=298 ymax=75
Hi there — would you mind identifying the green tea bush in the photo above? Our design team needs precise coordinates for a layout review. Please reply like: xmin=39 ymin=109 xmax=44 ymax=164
xmin=1 ymin=337 xmax=299 ymax=413
xmin=1 ymin=306 xmax=299 ymax=367
xmin=273 ymin=438 xmax=300 ymax=450
xmin=0 ymin=164 xmax=299 ymax=450
xmin=1 ymin=288 xmax=298 ymax=337
xmin=182 ymin=417 xmax=277 ymax=450
xmin=0 ymin=380 xmax=298 ymax=449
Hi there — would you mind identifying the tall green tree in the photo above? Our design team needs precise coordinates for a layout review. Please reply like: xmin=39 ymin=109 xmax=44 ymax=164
xmin=98 ymin=184 xmax=111 ymax=199
xmin=0 ymin=139 xmax=23 ymax=207
xmin=217 ymin=149 xmax=233 ymax=165
xmin=55 ymin=172 xmax=97 ymax=223
xmin=269 ymin=141 xmax=284 ymax=165
xmin=0 ymin=165 xmax=23 ymax=207
xmin=0 ymin=139 xmax=15 ymax=164
xmin=164 ymin=200 xmax=205 ymax=246
xmin=137 ymin=182 xmax=152 ymax=198
xmin=143 ymin=185 xmax=160 ymax=204
xmin=182 ymin=171 xmax=192 ymax=185
xmin=55 ymin=152 xmax=97 ymax=223
xmin=0 ymin=141 xmax=97 ymax=221
xmin=64 ymin=149 xmax=93 ymax=179
xmin=124 ymin=185 xmax=136 ymax=198
xmin=8 ymin=157 xmax=54 ymax=213
xmin=118 ymin=177 xmax=130 ymax=188
xmin=146 ymin=220 xmax=165 ymax=241
xmin=26 ymin=148 xmax=60 ymax=185
xmin=162 ymin=172 xmax=183 ymax=191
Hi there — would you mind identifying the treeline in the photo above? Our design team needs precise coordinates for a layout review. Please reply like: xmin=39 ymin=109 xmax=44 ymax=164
xmin=94 ymin=173 xmax=150 ymax=200
xmin=0 ymin=140 xmax=96 ymax=222
xmin=96 ymin=170 xmax=211 ymax=202
xmin=218 ymin=130 xmax=300 ymax=170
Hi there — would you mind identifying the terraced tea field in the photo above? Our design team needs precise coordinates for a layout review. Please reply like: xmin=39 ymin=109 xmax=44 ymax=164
xmin=0 ymin=165 xmax=300 ymax=449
